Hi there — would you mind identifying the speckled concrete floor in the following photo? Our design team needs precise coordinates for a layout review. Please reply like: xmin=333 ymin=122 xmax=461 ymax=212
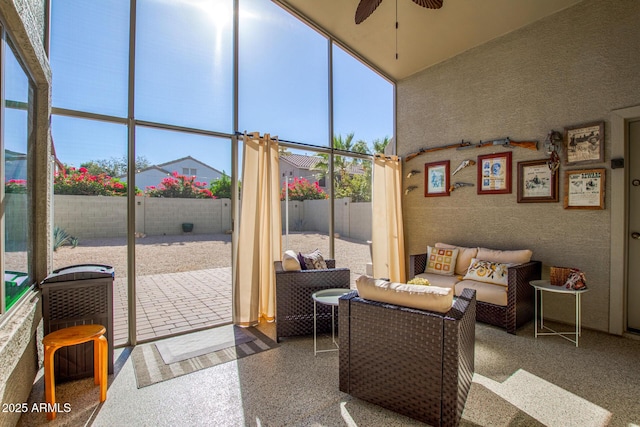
xmin=17 ymin=321 xmax=640 ymax=427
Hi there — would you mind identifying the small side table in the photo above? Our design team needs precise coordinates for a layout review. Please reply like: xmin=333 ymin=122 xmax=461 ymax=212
xmin=312 ymin=288 xmax=350 ymax=356
xmin=530 ymin=279 xmax=589 ymax=347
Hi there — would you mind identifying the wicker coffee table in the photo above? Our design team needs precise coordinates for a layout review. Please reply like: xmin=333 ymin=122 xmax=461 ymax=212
xmin=312 ymin=288 xmax=350 ymax=355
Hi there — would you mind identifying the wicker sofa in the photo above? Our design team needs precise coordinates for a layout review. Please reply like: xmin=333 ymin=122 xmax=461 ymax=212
xmin=274 ymin=259 xmax=350 ymax=342
xmin=409 ymin=244 xmax=542 ymax=334
xmin=339 ymin=288 xmax=476 ymax=427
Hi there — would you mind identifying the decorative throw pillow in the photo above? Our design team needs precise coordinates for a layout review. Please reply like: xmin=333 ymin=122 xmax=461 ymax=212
xmin=299 ymin=249 xmax=327 ymax=270
xmin=425 ymin=246 xmax=459 ymax=276
xmin=463 ymin=258 xmax=510 ymax=286
xmin=435 ymin=243 xmax=479 ymax=275
xmin=282 ymin=250 xmax=301 ymax=271
xmin=297 ymin=252 xmax=307 ymax=270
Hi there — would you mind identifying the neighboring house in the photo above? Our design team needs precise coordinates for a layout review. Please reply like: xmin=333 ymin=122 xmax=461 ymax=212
xmin=278 ymin=154 xmax=365 ymax=190
xmin=120 ymin=156 xmax=224 ymax=190
xmin=279 ymin=154 xmax=325 ymax=189
xmin=4 ymin=149 xmax=27 ymax=181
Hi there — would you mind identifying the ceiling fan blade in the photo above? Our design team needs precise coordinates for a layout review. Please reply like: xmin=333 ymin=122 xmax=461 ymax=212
xmin=355 ymin=0 xmax=384 ymax=24
xmin=411 ymin=0 xmax=443 ymax=9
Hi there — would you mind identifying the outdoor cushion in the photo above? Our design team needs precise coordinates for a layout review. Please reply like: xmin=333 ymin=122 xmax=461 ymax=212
xmin=299 ymin=249 xmax=327 ymax=270
xmin=414 ymin=272 xmax=458 ymax=290
xmin=455 ymin=279 xmax=507 ymax=306
xmin=463 ymin=258 xmax=510 ymax=286
xmin=425 ymin=246 xmax=458 ymax=276
xmin=435 ymin=243 xmax=478 ymax=275
xmin=282 ymin=250 xmax=301 ymax=271
xmin=476 ymin=247 xmax=532 ymax=265
xmin=356 ymin=275 xmax=453 ymax=313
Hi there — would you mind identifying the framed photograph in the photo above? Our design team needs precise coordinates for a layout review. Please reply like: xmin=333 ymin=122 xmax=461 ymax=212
xmin=564 ymin=121 xmax=604 ymax=165
xmin=564 ymin=168 xmax=605 ymax=210
xmin=517 ymin=159 xmax=559 ymax=203
xmin=424 ymin=160 xmax=450 ymax=197
xmin=477 ymin=152 xmax=512 ymax=195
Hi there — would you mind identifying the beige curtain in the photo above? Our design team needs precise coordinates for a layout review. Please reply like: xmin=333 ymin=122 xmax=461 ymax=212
xmin=234 ymin=132 xmax=281 ymax=327
xmin=371 ymin=154 xmax=406 ymax=283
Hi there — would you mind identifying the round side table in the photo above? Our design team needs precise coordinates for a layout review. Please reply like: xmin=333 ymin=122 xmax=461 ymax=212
xmin=530 ymin=279 xmax=589 ymax=347
xmin=311 ymin=288 xmax=351 ymax=356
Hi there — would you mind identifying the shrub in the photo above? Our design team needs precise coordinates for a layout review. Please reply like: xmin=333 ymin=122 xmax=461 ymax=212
xmin=280 ymin=177 xmax=328 ymax=201
xmin=4 ymin=179 xmax=27 ymax=193
xmin=146 ymin=171 xmax=216 ymax=199
xmin=54 ymin=166 xmax=134 ymax=196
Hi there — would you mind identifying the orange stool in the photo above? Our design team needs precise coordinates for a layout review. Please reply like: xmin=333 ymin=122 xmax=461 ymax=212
xmin=43 ymin=324 xmax=108 ymax=420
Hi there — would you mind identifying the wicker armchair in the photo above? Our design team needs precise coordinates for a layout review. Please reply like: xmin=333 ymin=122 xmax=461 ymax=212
xmin=339 ymin=288 xmax=476 ymax=427
xmin=274 ymin=259 xmax=350 ymax=342
xmin=410 ymin=254 xmax=542 ymax=334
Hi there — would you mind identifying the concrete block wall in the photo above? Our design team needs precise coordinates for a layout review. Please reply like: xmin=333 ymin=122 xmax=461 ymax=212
xmin=54 ymin=195 xmax=127 ymax=238
xmin=54 ymin=195 xmax=233 ymax=239
xmin=140 ymin=197 xmax=232 ymax=235
xmin=281 ymin=198 xmax=372 ymax=241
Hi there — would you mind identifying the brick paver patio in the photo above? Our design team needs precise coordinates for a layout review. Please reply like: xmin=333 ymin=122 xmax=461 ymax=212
xmin=112 ymin=267 xmax=233 ymax=345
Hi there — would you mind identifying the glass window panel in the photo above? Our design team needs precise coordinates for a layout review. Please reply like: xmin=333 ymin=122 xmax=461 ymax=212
xmin=135 ymin=0 xmax=233 ymax=132
xmin=4 ymin=41 xmax=32 ymax=311
xmin=239 ymin=0 xmax=329 ymax=146
xmin=51 ymin=116 xmax=128 ymax=344
xmin=49 ymin=0 xmax=129 ymax=117
xmin=280 ymin=148 xmax=329 ymax=258
xmin=135 ymin=126 xmax=232 ymax=341
xmin=333 ymin=156 xmax=372 ymax=286
xmin=332 ymin=44 xmax=394 ymax=154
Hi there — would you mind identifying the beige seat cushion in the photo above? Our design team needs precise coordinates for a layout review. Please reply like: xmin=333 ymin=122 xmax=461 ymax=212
xmin=356 ymin=275 xmax=453 ymax=313
xmin=415 ymin=272 xmax=459 ymax=290
xmin=476 ymin=247 xmax=532 ymax=265
xmin=435 ymin=243 xmax=479 ymax=275
xmin=455 ymin=279 xmax=508 ymax=306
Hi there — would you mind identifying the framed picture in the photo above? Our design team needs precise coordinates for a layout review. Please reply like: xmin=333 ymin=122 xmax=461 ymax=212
xmin=564 ymin=121 xmax=604 ymax=165
xmin=424 ymin=160 xmax=450 ymax=197
xmin=564 ymin=168 xmax=605 ymax=210
xmin=477 ymin=152 xmax=511 ymax=195
xmin=517 ymin=159 xmax=559 ymax=203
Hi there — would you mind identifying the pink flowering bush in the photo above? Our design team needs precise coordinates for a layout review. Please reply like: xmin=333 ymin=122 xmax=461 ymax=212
xmin=280 ymin=177 xmax=327 ymax=201
xmin=4 ymin=179 xmax=27 ymax=193
xmin=146 ymin=171 xmax=216 ymax=199
xmin=54 ymin=166 xmax=132 ymax=196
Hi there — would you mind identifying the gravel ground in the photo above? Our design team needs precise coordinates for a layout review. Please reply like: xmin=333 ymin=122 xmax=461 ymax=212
xmin=52 ymin=232 xmax=370 ymax=280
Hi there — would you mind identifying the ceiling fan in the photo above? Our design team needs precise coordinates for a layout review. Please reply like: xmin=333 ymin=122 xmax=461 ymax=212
xmin=355 ymin=0 xmax=443 ymax=24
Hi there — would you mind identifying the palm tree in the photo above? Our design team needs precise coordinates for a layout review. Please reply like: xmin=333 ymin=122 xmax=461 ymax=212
xmin=313 ymin=133 xmax=372 ymax=199
xmin=371 ymin=136 xmax=391 ymax=154
xmin=315 ymin=133 xmax=370 ymax=177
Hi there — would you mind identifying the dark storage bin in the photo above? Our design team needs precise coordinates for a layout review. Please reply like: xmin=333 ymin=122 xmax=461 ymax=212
xmin=40 ymin=264 xmax=114 ymax=382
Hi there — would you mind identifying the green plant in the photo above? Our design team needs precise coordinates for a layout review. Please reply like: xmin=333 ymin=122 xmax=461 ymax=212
xmin=53 ymin=226 xmax=78 ymax=251
xmin=209 ymin=171 xmax=240 ymax=199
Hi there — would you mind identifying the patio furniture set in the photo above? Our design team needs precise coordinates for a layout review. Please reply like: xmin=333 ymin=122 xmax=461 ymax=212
xmin=274 ymin=244 xmax=542 ymax=426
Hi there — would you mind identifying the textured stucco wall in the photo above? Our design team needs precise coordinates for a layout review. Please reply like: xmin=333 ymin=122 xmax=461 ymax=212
xmin=397 ymin=0 xmax=640 ymax=332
